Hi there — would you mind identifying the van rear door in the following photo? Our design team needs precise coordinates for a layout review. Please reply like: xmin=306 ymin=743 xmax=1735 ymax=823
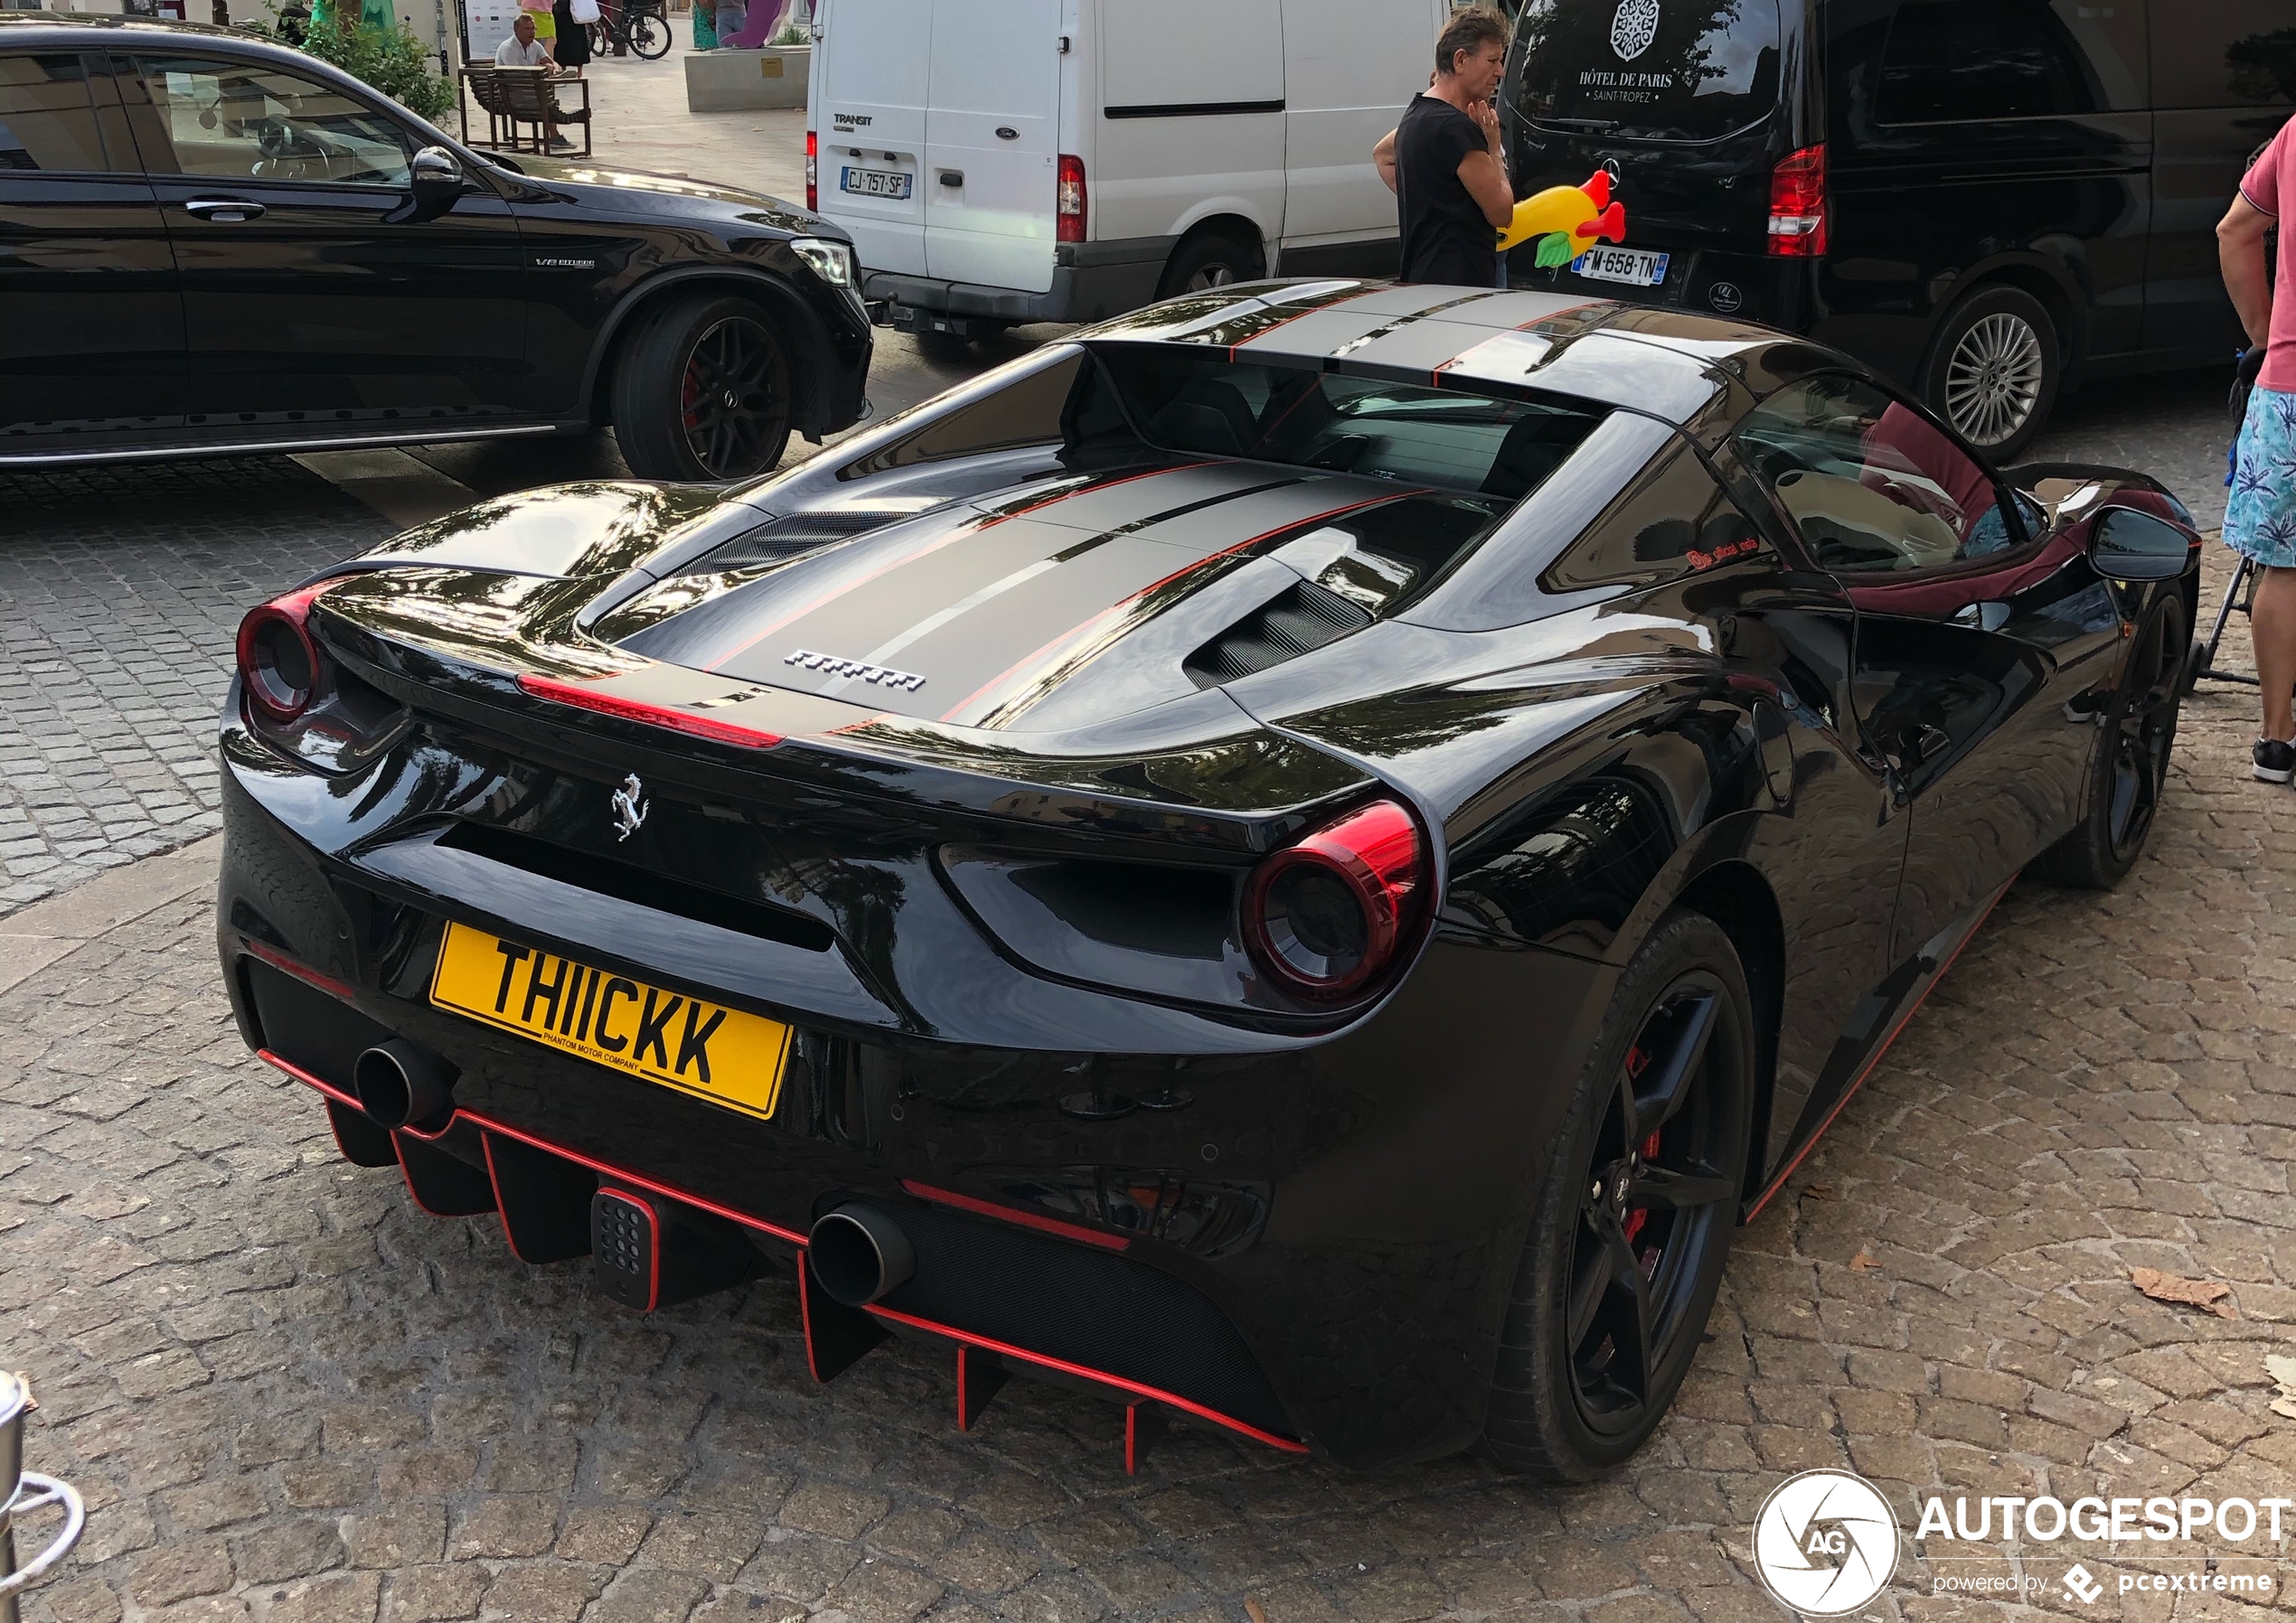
xmin=1505 ymin=0 xmax=1783 ymax=311
xmin=813 ymin=0 xmax=930 ymax=277
xmin=923 ymin=0 xmax=1059 ymax=295
xmin=1281 ymin=0 xmax=1441 ymax=254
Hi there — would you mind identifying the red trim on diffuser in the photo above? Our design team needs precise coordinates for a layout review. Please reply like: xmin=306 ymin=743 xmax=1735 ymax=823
xmin=1743 ymin=879 xmax=2010 ymax=1223
xmin=456 ymin=1108 xmax=810 ymax=1246
xmin=257 ymin=1047 xmax=359 ymax=1108
xmin=861 ymin=1301 xmax=1309 ymax=1453
xmin=241 ymin=940 xmax=358 ymax=1003
xmin=392 ymin=1130 xmax=496 ymax=1220
xmin=275 ymin=1089 xmax=1298 ymax=1455
xmin=900 ymin=1180 xmax=1132 ymax=1250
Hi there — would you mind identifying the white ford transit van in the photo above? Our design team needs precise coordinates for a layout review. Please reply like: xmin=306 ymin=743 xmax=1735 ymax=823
xmin=806 ymin=0 xmax=1451 ymax=335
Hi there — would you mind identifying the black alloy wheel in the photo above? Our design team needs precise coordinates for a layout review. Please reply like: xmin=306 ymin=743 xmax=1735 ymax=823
xmin=611 ymin=294 xmax=794 ymax=482
xmin=1482 ymin=909 xmax=1755 ymax=1478
xmin=679 ymin=315 xmax=786 ymax=477
xmin=2037 ymin=598 xmax=2188 ymax=888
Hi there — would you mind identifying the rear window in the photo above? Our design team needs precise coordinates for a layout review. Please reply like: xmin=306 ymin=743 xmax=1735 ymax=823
xmin=1090 ymin=346 xmax=1604 ymax=499
xmin=1511 ymin=0 xmax=1782 ymax=142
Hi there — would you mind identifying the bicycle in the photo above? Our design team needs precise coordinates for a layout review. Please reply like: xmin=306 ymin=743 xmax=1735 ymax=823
xmin=587 ymin=0 xmax=669 ymax=60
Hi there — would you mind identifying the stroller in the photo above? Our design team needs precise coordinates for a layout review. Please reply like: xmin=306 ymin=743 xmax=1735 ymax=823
xmin=2187 ymin=345 xmax=2271 ymax=692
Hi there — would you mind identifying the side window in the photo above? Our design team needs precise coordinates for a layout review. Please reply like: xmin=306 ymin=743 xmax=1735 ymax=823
xmin=0 ymin=53 xmax=114 ymax=174
xmin=1544 ymin=434 xmax=1769 ymax=593
xmin=127 ymin=56 xmax=410 ymax=187
xmin=1731 ymin=375 xmax=2023 ymax=574
xmin=2152 ymin=2 xmax=2296 ymax=109
xmin=1877 ymin=0 xmax=2103 ymax=122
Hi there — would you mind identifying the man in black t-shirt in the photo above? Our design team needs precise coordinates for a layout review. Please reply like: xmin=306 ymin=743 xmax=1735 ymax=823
xmin=1373 ymin=8 xmax=1514 ymax=286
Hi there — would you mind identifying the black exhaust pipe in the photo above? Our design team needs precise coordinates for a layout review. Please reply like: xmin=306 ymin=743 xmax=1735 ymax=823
xmin=807 ymin=1204 xmax=916 ymax=1307
xmin=353 ymin=1039 xmax=455 ymax=1130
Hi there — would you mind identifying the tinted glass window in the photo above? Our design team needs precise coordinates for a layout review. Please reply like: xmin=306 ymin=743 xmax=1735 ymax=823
xmin=1732 ymin=375 xmax=2020 ymax=573
xmin=1512 ymin=0 xmax=1782 ymax=142
xmin=1093 ymin=345 xmax=1604 ymax=496
xmin=0 ymin=54 xmax=110 ymax=174
xmin=1877 ymin=0 xmax=2102 ymax=122
xmin=2152 ymin=2 xmax=2296 ymax=109
xmin=839 ymin=352 xmax=1087 ymax=480
xmin=1546 ymin=434 xmax=1767 ymax=590
xmin=130 ymin=56 xmax=409 ymax=186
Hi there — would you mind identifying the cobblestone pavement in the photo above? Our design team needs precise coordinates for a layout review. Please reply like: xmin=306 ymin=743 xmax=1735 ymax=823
xmin=5 ymin=535 xmax=2296 ymax=1623
xmin=0 ymin=462 xmax=386 ymax=914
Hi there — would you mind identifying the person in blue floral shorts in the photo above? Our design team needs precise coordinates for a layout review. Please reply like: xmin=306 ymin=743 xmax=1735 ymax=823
xmin=2221 ymin=118 xmax=2296 ymax=782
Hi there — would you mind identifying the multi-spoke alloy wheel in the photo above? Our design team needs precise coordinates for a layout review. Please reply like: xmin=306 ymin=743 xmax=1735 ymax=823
xmin=1483 ymin=909 xmax=1755 ymax=1478
xmin=611 ymin=294 xmax=794 ymax=482
xmin=1944 ymin=313 xmax=2045 ymax=449
xmin=1924 ymin=285 xmax=2060 ymax=460
xmin=679 ymin=315 xmax=787 ymax=480
xmin=2103 ymin=606 xmax=2185 ymax=864
xmin=2038 ymin=597 xmax=2189 ymax=889
xmin=1566 ymin=980 xmax=1743 ymax=1436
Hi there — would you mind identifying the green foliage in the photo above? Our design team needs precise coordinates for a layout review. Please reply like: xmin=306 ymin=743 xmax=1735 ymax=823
xmin=259 ymin=0 xmax=454 ymax=123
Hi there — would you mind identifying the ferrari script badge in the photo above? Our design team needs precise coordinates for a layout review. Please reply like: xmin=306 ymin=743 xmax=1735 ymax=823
xmin=609 ymin=773 xmax=648 ymax=842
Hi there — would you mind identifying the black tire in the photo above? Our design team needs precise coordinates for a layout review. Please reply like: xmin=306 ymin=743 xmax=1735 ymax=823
xmin=1481 ymin=909 xmax=1756 ymax=1479
xmin=1921 ymin=285 xmax=2060 ymax=460
xmin=585 ymin=18 xmax=609 ymax=55
xmin=610 ymin=294 xmax=794 ymax=482
xmin=2035 ymin=595 xmax=2188 ymax=888
xmin=628 ymin=10 xmax=669 ymax=57
xmin=1156 ymin=230 xmax=1263 ymax=300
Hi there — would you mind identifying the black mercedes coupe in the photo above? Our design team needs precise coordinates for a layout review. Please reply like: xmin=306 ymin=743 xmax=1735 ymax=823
xmin=0 ymin=15 xmax=869 ymax=481
xmin=215 ymin=280 xmax=2199 ymax=1477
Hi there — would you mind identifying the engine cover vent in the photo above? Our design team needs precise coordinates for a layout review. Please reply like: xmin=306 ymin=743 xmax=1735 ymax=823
xmin=675 ymin=511 xmax=897 ymax=575
xmin=1182 ymin=580 xmax=1372 ymax=689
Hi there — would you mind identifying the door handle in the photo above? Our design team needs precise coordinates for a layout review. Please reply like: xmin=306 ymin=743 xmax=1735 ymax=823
xmin=184 ymin=197 xmax=266 ymax=221
xmin=937 ymin=169 xmax=963 ymax=187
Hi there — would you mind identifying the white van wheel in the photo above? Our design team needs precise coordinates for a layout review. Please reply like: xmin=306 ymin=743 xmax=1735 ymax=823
xmin=1158 ymin=233 xmax=1262 ymax=300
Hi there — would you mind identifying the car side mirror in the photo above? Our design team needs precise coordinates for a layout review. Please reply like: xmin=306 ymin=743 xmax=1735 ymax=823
xmin=399 ymin=145 xmax=466 ymax=221
xmin=2088 ymin=505 xmax=2193 ymax=582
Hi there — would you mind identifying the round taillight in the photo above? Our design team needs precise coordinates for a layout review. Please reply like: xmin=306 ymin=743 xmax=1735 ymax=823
xmin=1244 ymin=800 xmax=1425 ymax=999
xmin=236 ymin=581 xmax=339 ymax=724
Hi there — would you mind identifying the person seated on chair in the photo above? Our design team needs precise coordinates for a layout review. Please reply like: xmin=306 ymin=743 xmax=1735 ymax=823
xmin=494 ymin=16 xmax=565 ymax=148
xmin=495 ymin=13 xmax=551 ymax=62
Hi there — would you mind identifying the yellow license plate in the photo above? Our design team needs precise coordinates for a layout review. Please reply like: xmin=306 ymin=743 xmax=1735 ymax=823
xmin=429 ymin=922 xmax=791 ymax=1122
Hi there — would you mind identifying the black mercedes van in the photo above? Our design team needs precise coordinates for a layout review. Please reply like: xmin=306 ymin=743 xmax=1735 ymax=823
xmin=1503 ymin=0 xmax=2294 ymax=456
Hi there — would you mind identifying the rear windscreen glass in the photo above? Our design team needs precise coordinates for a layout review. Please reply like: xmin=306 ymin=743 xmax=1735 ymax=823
xmin=1511 ymin=0 xmax=1782 ymax=142
xmin=1089 ymin=346 xmax=1604 ymax=499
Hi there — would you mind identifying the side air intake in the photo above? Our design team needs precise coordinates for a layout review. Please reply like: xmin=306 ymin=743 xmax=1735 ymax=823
xmin=1182 ymin=580 xmax=1372 ymax=689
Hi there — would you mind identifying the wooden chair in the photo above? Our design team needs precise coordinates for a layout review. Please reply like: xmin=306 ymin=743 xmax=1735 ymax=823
xmin=494 ymin=66 xmax=592 ymax=156
xmin=458 ymin=64 xmax=510 ymax=149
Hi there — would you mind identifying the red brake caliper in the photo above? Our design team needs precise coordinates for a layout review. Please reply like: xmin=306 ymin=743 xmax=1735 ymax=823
xmin=1622 ymin=1045 xmax=1652 ymax=1243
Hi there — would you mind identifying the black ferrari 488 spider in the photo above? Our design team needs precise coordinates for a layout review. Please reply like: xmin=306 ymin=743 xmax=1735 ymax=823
xmin=217 ymin=279 xmax=2199 ymax=1477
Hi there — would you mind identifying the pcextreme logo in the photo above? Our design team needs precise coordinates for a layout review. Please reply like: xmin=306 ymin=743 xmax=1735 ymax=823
xmin=1751 ymin=1469 xmax=1901 ymax=1617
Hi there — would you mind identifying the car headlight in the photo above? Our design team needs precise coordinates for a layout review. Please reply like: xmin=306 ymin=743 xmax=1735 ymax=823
xmin=791 ymin=237 xmax=855 ymax=287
